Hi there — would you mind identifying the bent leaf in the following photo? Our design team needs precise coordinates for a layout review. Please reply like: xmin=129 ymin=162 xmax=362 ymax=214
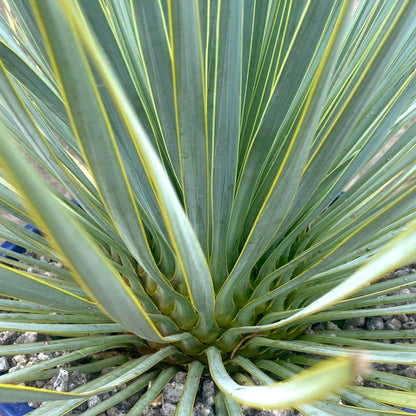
xmin=206 ymin=346 xmax=364 ymax=410
xmin=0 ymin=127 xmax=166 ymax=343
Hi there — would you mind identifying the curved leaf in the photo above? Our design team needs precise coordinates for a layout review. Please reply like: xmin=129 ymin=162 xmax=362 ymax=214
xmin=47 ymin=0 xmax=218 ymax=338
xmin=207 ymin=346 xmax=363 ymax=410
xmin=0 ymin=126 xmax=167 ymax=343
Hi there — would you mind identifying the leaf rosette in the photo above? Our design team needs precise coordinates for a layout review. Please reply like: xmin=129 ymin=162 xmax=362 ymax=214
xmin=0 ymin=0 xmax=416 ymax=414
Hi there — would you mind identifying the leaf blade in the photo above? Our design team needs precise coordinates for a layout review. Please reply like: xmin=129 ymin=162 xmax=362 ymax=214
xmin=0 ymin=125 xmax=166 ymax=343
xmin=207 ymin=346 xmax=363 ymax=410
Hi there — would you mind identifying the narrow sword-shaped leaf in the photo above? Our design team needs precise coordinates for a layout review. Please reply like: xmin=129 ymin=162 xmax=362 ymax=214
xmin=209 ymin=0 xmax=243 ymax=287
xmin=291 ymin=1 xmax=416 ymax=226
xmin=0 ymin=344 xmax=135 ymax=384
xmin=256 ymin=359 xmax=397 ymax=415
xmin=21 ymin=348 xmax=178 ymax=415
xmin=261 ymin=216 xmax=416 ymax=332
xmin=0 ymin=385 xmax=88 ymax=403
xmin=0 ymin=129 xmax=167 ymax=343
xmin=0 ymin=334 xmax=140 ymax=356
xmin=366 ymin=370 xmax=416 ymax=392
xmin=31 ymin=0 xmax=193 ymax=323
xmin=129 ymin=0 xmax=182 ymax=184
xmin=0 ymin=265 xmax=98 ymax=314
xmin=124 ymin=368 xmax=177 ymax=416
xmin=175 ymin=360 xmax=204 ymax=416
xmin=0 ymin=322 xmax=123 ymax=336
xmin=221 ymin=213 xmax=416 ymax=344
xmin=223 ymin=392 xmax=244 ymax=416
xmin=251 ymin=338 xmax=416 ymax=365
xmin=350 ymin=387 xmax=416 ymax=410
xmin=206 ymin=346 xmax=362 ymax=410
xmin=0 ymin=57 xmax=131 ymax=258
xmin=216 ymin=1 xmax=353 ymax=324
xmin=168 ymin=0 xmax=209 ymax=255
xmin=57 ymin=0 xmax=218 ymax=338
xmin=76 ymin=372 xmax=157 ymax=416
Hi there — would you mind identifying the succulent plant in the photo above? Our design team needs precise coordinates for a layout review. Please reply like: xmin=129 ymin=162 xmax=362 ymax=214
xmin=0 ymin=0 xmax=416 ymax=414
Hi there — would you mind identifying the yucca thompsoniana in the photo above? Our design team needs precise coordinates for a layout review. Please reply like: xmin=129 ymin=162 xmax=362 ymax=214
xmin=0 ymin=0 xmax=416 ymax=414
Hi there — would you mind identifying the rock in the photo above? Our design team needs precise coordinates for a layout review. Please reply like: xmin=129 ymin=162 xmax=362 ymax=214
xmin=37 ymin=352 xmax=54 ymax=361
xmin=107 ymin=408 xmax=126 ymax=416
xmin=163 ymin=380 xmax=184 ymax=404
xmin=0 ymin=331 xmax=18 ymax=344
xmin=304 ymin=326 xmax=315 ymax=335
xmin=326 ymin=321 xmax=340 ymax=331
xmin=394 ymin=269 xmax=410 ymax=277
xmin=0 ymin=356 xmax=9 ymax=372
xmin=367 ymin=317 xmax=384 ymax=330
xmin=174 ymin=372 xmax=187 ymax=384
xmin=45 ymin=368 xmax=69 ymax=392
xmin=241 ymin=405 xmax=283 ymax=415
xmin=12 ymin=354 xmax=27 ymax=366
xmin=28 ymin=401 xmax=42 ymax=409
xmin=87 ymin=395 xmax=101 ymax=408
xmin=161 ymin=402 xmax=176 ymax=416
xmin=192 ymin=402 xmax=214 ymax=416
xmin=68 ymin=371 xmax=88 ymax=390
xmin=403 ymin=319 xmax=416 ymax=329
xmin=400 ymin=367 xmax=416 ymax=378
xmin=142 ymin=406 xmax=162 ymax=416
xmin=14 ymin=332 xmax=37 ymax=344
xmin=384 ymin=363 xmax=399 ymax=373
xmin=397 ymin=314 xmax=409 ymax=323
xmin=385 ymin=318 xmax=402 ymax=330
xmin=202 ymin=379 xmax=215 ymax=407
xmin=345 ymin=317 xmax=366 ymax=327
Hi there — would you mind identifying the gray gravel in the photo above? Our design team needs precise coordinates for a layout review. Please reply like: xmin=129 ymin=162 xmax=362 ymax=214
xmin=1 ymin=260 xmax=415 ymax=415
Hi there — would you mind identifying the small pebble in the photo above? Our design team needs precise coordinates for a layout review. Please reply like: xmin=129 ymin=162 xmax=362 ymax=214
xmin=397 ymin=314 xmax=409 ymax=323
xmin=367 ymin=317 xmax=384 ymax=330
xmin=345 ymin=317 xmax=365 ymax=327
xmin=385 ymin=318 xmax=402 ymax=330
xmin=163 ymin=380 xmax=184 ymax=404
xmin=0 ymin=356 xmax=9 ymax=372
xmin=326 ymin=321 xmax=340 ymax=331
xmin=174 ymin=372 xmax=187 ymax=384
xmin=161 ymin=402 xmax=176 ymax=416
xmin=394 ymin=269 xmax=410 ymax=277
xmin=107 ymin=408 xmax=126 ymax=416
xmin=202 ymin=380 xmax=215 ymax=407
xmin=193 ymin=402 xmax=214 ymax=416
xmin=12 ymin=354 xmax=27 ymax=366
xmin=0 ymin=331 xmax=17 ymax=344
xmin=14 ymin=332 xmax=37 ymax=344
xmin=37 ymin=352 xmax=53 ymax=361
xmin=48 ymin=368 xmax=69 ymax=392
xmin=403 ymin=320 xmax=416 ymax=329
xmin=87 ymin=395 xmax=101 ymax=408
xmin=142 ymin=406 xmax=162 ymax=416
xmin=400 ymin=366 xmax=416 ymax=378
xmin=68 ymin=371 xmax=88 ymax=390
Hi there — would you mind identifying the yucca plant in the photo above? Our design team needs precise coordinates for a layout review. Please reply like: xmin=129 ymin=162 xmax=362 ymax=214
xmin=0 ymin=0 xmax=416 ymax=414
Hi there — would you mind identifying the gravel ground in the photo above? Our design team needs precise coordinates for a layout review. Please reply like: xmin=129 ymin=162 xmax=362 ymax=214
xmin=1 ymin=255 xmax=415 ymax=415
xmin=0 ymin=331 xmax=296 ymax=416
